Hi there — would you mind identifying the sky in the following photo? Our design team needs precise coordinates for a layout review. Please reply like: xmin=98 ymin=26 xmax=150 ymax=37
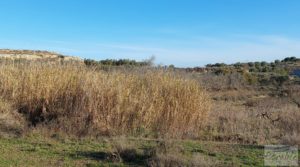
xmin=0 ymin=0 xmax=299 ymax=67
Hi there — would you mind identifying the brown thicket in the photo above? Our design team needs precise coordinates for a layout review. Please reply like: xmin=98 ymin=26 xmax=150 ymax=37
xmin=0 ymin=64 xmax=210 ymax=138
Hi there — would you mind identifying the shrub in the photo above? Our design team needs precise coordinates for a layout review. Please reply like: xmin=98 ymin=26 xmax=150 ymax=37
xmin=273 ymin=68 xmax=289 ymax=75
xmin=243 ymin=72 xmax=258 ymax=85
xmin=271 ymin=75 xmax=289 ymax=86
xmin=214 ymin=67 xmax=231 ymax=75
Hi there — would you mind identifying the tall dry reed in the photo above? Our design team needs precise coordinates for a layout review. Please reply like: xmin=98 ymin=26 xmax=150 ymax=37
xmin=0 ymin=64 xmax=210 ymax=138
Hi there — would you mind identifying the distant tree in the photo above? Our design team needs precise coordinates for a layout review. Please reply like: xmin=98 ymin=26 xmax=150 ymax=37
xmin=145 ymin=55 xmax=156 ymax=66
xmin=254 ymin=62 xmax=261 ymax=69
xmin=270 ymin=62 xmax=275 ymax=68
xmin=84 ymin=57 xmax=153 ymax=67
xmin=282 ymin=56 xmax=298 ymax=62
xmin=84 ymin=59 xmax=97 ymax=66
xmin=168 ymin=64 xmax=175 ymax=69
xmin=260 ymin=61 xmax=268 ymax=66
xmin=233 ymin=62 xmax=242 ymax=68
xmin=290 ymin=57 xmax=297 ymax=61
xmin=248 ymin=62 xmax=254 ymax=67
xmin=213 ymin=63 xmax=226 ymax=67
xmin=206 ymin=64 xmax=212 ymax=67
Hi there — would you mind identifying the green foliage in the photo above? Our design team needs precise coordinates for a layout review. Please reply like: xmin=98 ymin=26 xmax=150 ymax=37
xmin=261 ymin=66 xmax=271 ymax=72
xmin=83 ymin=59 xmax=98 ymax=66
xmin=254 ymin=62 xmax=261 ymax=69
xmin=260 ymin=61 xmax=268 ymax=66
xmin=274 ymin=60 xmax=280 ymax=64
xmin=282 ymin=57 xmax=299 ymax=62
xmin=234 ymin=62 xmax=242 ymax=68
xmin=168 ymin=64 xmax=175 ymax=69
xmin=84 ymin=56 xmax=155 ymax=67
xmin=249 ymin=68 xmax=257 ymax=72
xmin=0 ymin=137 xmax=265 ymax=167
xmin=270 ymin=62 xmax=275 ymax=68
xmin=203 ymin=57 xmax=299 ymax=76
xmin=84 ymin=58 xmax=153 ymax=67
xmin=248 ymin=62 xmax=254 ymax=67
xmin=206 ymin=63 xmax=227 ymax=68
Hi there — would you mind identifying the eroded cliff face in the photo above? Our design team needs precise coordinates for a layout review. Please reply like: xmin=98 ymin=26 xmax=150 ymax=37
xmin=0 ymin=49 xmax=83 ymax=63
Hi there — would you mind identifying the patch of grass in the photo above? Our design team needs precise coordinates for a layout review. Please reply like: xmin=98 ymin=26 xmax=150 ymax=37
xmin=182 ymin=140 xmax=265 ymax=166
xmin=0 ymin=136 xmax=275 ymax=167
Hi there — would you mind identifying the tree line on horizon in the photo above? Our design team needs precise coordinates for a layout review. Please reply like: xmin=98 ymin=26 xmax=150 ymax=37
xmin=84 ymin=56 xmax=155 ymax=67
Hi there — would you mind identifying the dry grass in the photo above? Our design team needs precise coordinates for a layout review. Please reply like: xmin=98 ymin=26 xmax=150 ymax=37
xmin=193 ymin=71 xmax=300 ymax=145
xmin=1 ymin=61 xmax=298 ymax=146
xmin=0 ymin=63 xmax=210 ymax=138
xmin=202 ymin=98 xmax=300 ymax=145
xmin=0 ymin=98 xmax=24 ymax=137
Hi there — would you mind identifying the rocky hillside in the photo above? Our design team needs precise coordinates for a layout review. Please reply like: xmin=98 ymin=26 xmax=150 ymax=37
xmin=0 ymin=49 xmax=83 ymax=63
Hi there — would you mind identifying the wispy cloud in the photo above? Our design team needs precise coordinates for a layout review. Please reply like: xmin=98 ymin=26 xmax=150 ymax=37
xmin=1 ymin=35 xmax=300 ymax=67
xmin=94 ymin=43 xmax=169 ymax=53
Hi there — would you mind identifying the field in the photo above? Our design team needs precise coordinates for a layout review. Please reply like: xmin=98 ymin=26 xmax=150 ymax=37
xmin=0 ymin=54 xmax=300 ymax=166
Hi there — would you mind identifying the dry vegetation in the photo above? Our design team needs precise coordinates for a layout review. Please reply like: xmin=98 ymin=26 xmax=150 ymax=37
xmin=202 ymin=99 xmax=300 ymax=145
xmin=0 ymin=56 xmax=299 ymax=166
xmin=0 ymin=63 xmax=210 ymax=139
xmin=0 ymin=49 xmax=83 ymax=62
xmin=195 ymin=71 xmax=300 ymax=146
xmin=0 ymin=60 xmax=299 ymax=145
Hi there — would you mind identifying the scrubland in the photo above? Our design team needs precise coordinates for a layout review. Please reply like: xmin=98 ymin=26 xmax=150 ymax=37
xmin=0 ymin=58 xmax=299 ymax=166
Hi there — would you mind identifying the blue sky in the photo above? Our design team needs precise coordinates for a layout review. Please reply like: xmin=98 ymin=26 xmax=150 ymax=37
xmin=0 ymin=0 xmax=299 ymax=67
